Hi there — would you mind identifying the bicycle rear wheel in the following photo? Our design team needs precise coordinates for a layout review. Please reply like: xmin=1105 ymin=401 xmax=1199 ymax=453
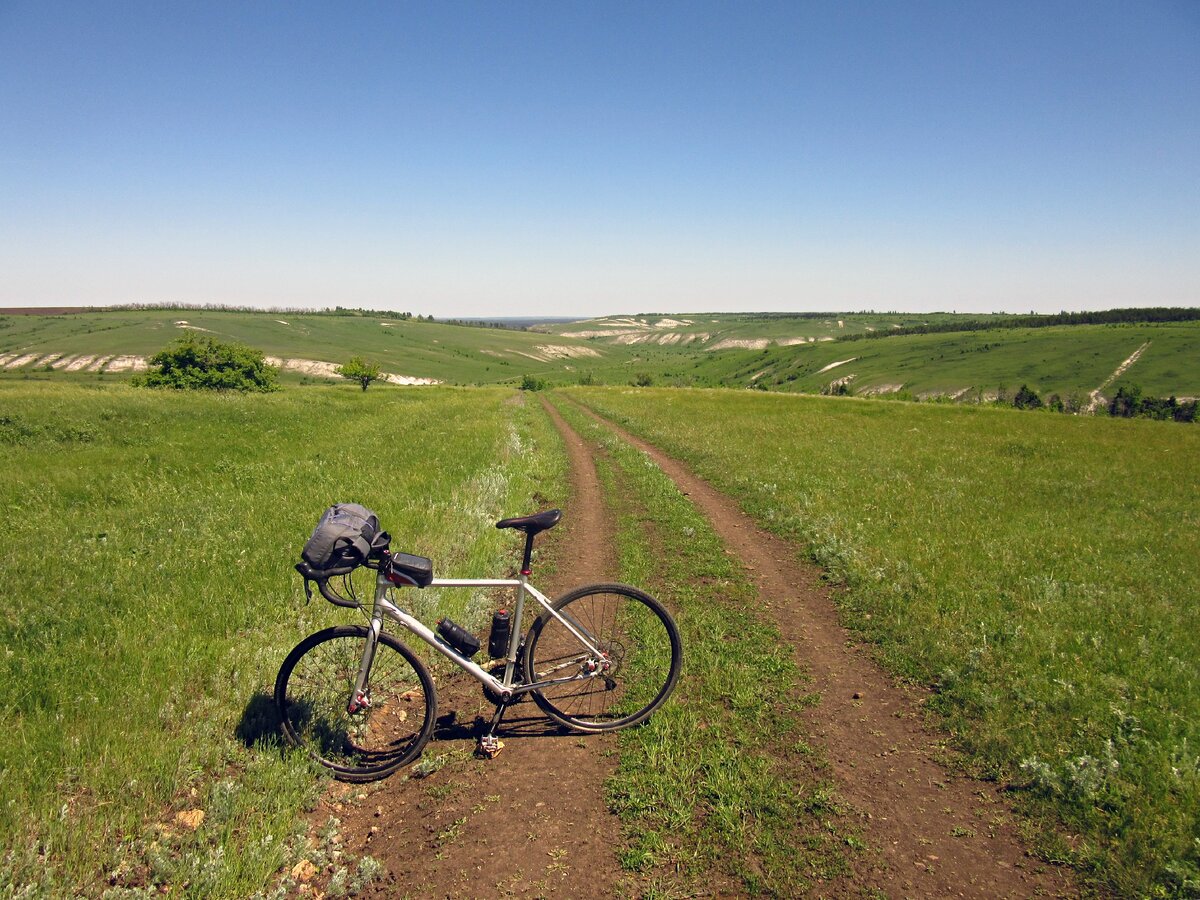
xmin=524 ymin=583 xmax=681 ymax=731
xmin=275 ymin=625 xmax=436 ymax=781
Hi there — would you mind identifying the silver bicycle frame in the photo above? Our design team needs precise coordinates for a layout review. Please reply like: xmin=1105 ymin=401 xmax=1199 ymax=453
xmin=349 ymin=568 xmax=606 ymax=703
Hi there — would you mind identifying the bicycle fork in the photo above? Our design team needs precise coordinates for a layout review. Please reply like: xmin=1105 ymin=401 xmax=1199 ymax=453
xmin=348 ymin=572 xmax=392 ymax=716
xmin=349 ymin=616 xmax=384 ymax=715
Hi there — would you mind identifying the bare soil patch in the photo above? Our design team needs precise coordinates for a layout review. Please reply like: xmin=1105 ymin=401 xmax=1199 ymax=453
xmin=574 ymin=402 xmax=1081 ymax=899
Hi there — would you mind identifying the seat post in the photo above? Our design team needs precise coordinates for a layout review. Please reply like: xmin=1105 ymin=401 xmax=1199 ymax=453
xmin=521 ymin=531 xmax=535 ymax=575
xmin=495 ymin=510 xmax=561 ymax=575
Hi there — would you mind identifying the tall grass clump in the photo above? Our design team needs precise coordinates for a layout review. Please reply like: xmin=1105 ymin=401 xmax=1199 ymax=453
xmin=0 ymin=382 xmax=561 ymax=897
xmin=567 ymin=386 xmax=1200 ymax=896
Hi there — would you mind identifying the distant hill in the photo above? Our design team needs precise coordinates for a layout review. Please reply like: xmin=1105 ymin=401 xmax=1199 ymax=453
xmin=712 ymin=321 xmax=1200 ymax=402
xmin=1 ymin=306 xmax=1196 ymax=405
xmin=531 ymin=310 xmax=984 ymax=346
xmin=440 ymin=316 xmax=582 ymax=330
xmin=0 ymin=307 xmax=639 ymax=386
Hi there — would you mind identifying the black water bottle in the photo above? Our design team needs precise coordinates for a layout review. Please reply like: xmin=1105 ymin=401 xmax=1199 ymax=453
xmin=488 ymin=608 xmax=512 ymax=659
xmin=436 ymin=618 xmax=480 ymax=658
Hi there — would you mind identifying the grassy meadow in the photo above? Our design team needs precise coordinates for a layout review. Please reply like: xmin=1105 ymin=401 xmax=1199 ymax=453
xmin=2 ymin=325 xmax=1197 ymax=896
xmin=0 ymin=381 xmax=565 ymax=897
xmin=566 ymin=386 xmax=1200 ymax=896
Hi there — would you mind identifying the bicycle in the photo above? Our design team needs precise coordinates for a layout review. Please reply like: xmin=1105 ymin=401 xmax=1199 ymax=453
xmin=274 ymin=509 xmax=683 ymax=781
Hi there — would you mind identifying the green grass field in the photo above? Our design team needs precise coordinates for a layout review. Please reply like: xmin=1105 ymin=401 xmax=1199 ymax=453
xmin=0 ymin=377 xmax=853 ymax=897
xmin=4 ymin=367 xmax=1196 ymax=896
xmin=565 ymin=386 xmax=1200 ymax=896
xmin=0 ymin=382 xmax=565 ymax=897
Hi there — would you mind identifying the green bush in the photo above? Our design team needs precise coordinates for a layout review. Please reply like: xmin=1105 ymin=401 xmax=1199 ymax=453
xmin=133 ymin=335 xmax=279 ymax=393
xmin=1013 ymin=384 xmax=1043 ymax=409
xmin=1109 ymin=384 xmax=1197 ymax=422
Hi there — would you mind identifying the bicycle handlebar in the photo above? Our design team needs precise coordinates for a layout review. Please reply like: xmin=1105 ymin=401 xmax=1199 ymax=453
xmin=294 ymin=562 xmax=361 ymax=609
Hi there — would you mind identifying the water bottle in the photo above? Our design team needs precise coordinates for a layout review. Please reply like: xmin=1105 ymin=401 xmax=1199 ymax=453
xmin=488 ymin=608 xmax=512 ymax=658
xmin=436 ymin=618 xmax=480 ymax=658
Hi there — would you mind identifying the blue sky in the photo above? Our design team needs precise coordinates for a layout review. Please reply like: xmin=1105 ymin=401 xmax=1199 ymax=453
xmin=1 ymin=1 xmax=1197 ymax=317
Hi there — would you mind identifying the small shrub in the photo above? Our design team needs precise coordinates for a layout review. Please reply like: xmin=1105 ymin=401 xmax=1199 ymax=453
xmin=1013 ymin=384 xmax=1043 ymax=410
xmin=133 ymin=335 xmax=279 ymax=393
xmin=350 ymin=856 xmax=384 ymax=893
xmin=336 ymin=356 xmax=382 ymax=391
xmin=1109 ymin=385 xmax=1142 ymax=418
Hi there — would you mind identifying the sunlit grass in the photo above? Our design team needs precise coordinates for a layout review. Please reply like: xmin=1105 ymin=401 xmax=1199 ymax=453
xmin=566 ymin=386 xmax=1200 ymax=896
xmin=0 ymin=381 xmax=562 ymax=897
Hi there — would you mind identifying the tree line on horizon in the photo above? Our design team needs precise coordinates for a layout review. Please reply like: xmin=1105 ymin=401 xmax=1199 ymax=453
xmin=838 ymin=306 xmax=1200 ymax=343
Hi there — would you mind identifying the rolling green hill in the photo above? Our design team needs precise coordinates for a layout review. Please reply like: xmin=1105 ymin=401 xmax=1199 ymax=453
xmin=0 ymin=309 xmax=630 ymax=385
xmin=533 ymin=310 xmax=1001 ymax=347
xmin=715 ymin=321 xmax=1200 ymax=400
xmin=2 ymin=307 xmax=1197 ymax=405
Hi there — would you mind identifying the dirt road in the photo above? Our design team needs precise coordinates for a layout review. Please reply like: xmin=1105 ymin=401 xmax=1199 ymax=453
xmin=568 ymin=399 xmax=1078 ymax=899
xmin=312 ymin=396 xmax=1079 ymax=898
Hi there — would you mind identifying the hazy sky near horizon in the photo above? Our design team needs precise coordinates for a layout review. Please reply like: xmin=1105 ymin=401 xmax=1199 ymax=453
xmin=1 ymin=1 xmax=1197 ymax=318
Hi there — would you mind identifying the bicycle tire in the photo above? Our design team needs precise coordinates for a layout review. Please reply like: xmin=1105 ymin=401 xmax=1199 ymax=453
xmin=275 ymin=625 xmax=436 ymax=781
xmin=524 ymin=583 xmax=681 ymax=732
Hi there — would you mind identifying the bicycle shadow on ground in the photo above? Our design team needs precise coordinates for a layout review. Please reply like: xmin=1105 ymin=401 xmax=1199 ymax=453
xmin=430 ymin=703 xmax=573 ymax=745
xmin=235 ymin=687 xmax=567 ymax=751
xmin=422 ymin=669 xmax=571 ymax=745
xmin=235 ymin=690 xmax=283 ymax=748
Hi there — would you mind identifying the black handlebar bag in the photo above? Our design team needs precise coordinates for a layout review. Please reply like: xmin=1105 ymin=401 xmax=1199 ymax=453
xmin=301 ymin=503 xmax=390 ymax=574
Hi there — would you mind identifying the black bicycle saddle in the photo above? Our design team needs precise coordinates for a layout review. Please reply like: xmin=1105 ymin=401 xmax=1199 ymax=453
xmin=495 ymin=509 xmax=562 ymax=535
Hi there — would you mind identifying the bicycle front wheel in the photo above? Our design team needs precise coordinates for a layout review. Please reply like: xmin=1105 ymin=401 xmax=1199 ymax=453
xmin=275 ymin=625 xmax=436 ymax=781
xmin=524 ymin=583 xmax=681 ymax=732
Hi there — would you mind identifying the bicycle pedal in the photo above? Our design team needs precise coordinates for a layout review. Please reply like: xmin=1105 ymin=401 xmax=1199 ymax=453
xmin=476 ymin=735 xmax=504 ymax=759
